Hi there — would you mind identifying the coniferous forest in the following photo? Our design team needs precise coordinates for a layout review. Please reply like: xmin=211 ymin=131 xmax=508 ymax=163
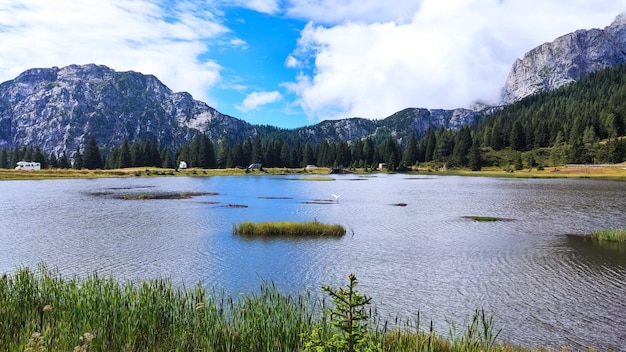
xmin=1 ymin=64 xmax=625 ymax=171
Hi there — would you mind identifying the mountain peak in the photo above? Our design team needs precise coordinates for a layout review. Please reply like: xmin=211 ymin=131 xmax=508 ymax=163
xmin=0 ymin=64 xmax=231 ymax=153
xmin=500 ymin=14 xmax=626 ymax=104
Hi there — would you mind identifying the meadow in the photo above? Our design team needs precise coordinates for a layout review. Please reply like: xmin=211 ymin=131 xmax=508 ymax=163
xmin=2 ymin=163 xmax=626 ymax=181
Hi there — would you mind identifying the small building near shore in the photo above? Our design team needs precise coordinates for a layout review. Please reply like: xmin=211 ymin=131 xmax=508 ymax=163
xmin=178 ymin=161 xmax=188 ymax=169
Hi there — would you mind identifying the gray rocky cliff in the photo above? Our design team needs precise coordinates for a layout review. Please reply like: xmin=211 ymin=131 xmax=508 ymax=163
xmin=501 ymin=13 xmax=626 ymax=104
xmin=0 ymin=64 xmax=240 ymax=154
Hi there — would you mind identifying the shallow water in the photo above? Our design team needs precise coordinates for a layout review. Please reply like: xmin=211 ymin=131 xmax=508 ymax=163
xmin=0 ymin=174 xmax=624 ymax=350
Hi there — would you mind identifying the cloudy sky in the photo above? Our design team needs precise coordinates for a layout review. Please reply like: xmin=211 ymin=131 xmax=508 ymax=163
xmin=0 ymin=1 xmax=624 ymax=128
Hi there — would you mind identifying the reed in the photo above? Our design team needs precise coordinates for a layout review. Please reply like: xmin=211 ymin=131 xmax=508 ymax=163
xmin=0 ymin=265 xmax=574 ymax=351
xmin=233 ymin=220 xmax=346 ymax=237
xmin=295 ymin=176 xmax=336 ymax=181
xmin=591 ymin=228 xmax=626 ymax=243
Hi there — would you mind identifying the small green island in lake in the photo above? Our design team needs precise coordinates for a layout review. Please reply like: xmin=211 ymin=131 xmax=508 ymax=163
xmin=233 ymin=220 xmax=346 ymax=237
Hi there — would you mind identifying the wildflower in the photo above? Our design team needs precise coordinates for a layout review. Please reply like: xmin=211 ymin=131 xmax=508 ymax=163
xmin=24 ymin=332 xmax=45 ymax=352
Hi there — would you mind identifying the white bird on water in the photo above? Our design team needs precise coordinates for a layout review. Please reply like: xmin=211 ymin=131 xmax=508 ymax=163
xmin=331 ymin=194 xmax=341 ymax=203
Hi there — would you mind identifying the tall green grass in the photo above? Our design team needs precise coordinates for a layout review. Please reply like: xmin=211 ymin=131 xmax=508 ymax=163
xmin=591 ymin=228 xmax=626 ymax=243
xmin=0 ymin=265 xmax=563 ymax=351
xmin=233 ymin=220 xmax=346 ymax=237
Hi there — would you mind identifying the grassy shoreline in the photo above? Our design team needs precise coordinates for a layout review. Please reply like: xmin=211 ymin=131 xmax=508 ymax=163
xmin=2 ymin=164 xmax=626 ymax=181
xmin=0 ymin=266 xmax=577 ymax=352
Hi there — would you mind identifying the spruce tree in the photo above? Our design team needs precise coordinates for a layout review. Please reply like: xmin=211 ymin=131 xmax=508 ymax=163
xmin=48 ymin=152 xmax=58 ymax=168
xmin=469 ymin=139 xmax=482 ymax=171
xmin=73 ymin=146 xmax=83 ymax=170
xmin=0 ymin=148 xmax=7 ymax=168
xmin=402 ymin=132 xmax=418 ymax=166
xmin=216 ymin=137 xmax=229 ymax=168
xmin=83 ymin=136 xmax=103 ymax=170
xmin=59 ymin=151 xmax=71 ymax=169
xmin=453 ymin=125 xmax=472 ymax=165
xmin=119 ymin=138 xmax=132 ymax=168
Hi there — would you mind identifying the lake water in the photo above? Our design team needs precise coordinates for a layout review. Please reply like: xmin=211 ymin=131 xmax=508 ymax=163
xmin=0 ymin=174 xmax=625 ymax=350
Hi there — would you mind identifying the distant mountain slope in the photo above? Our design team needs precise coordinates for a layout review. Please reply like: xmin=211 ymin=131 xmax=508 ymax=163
xmin=0 ymin=64 xmax=253 ymax=154
xmin=501 ymin=13 xmax=626 ymax=104
xmin=0 ymin=64 xmax=482 ymax=154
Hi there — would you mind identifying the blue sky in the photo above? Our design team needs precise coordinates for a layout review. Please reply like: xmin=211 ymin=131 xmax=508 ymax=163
xmin=0 ymin=1 xmax=625 ymax=129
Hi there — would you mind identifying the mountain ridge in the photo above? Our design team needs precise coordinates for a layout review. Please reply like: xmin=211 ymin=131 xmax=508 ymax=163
xmin=0 ymin=64 xmax=483 ymax=154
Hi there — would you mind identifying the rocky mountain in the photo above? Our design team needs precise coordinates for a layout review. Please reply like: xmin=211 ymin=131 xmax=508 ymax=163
xmin=501 ymin=13 xmax=626 ymax=103
xmin=0 ymin=64 xmax=266 ymax=155
xmin=0 ymin=64 xmax=482 ymax=154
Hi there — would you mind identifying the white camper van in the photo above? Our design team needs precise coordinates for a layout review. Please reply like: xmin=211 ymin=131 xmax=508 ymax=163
xmin=15 ymin=161 xmax=41 ymax=170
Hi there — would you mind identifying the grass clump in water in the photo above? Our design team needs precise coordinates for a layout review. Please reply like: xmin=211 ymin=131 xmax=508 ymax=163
xmin=591 ymin=228 xmax=626 ymax=243
xmin=233 ymin=220 xmax=346 ymax=237
xmin=463 ymin=216 xmax=507 ymax=222
xmin=296 ymin=176 xmax=335 ymax=181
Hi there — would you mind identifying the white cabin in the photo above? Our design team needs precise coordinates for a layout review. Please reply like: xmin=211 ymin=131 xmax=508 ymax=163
xmin=15 ymin=161 xmax=41 ymax=170
xmin=178 ymin=161 xmax=188 ymax=169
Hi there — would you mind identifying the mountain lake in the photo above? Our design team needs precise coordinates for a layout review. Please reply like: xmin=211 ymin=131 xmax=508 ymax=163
xmin=0 ymin=174 xmax=624 ymax=350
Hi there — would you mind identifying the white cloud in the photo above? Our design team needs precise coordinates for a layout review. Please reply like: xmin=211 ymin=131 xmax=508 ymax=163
xmin=237 ymin=91 xmax=282 ymax=112
xmin=230 ymin=38 xmax=248 ymax=48
xmin=285 ymin=55 xmax=299 ymax=68
xmin=225 ymin=0 xmax=281 ymax=14
xmin=0 ymin=0 xmax=227 ymax=104
xmin=287 ymin=0 xmax=626 ymax=122
xmin=286 ymin=0 xmax=424 ymax=24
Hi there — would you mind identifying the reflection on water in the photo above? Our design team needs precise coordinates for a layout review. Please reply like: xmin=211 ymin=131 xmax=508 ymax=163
xmin=0 ymin=175 xmax=625 ymax=351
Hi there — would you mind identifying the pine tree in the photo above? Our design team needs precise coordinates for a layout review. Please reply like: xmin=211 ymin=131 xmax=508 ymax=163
xmin=59 ymin=151 xmax=71 ymax=169
xmin=73 ymin=146 xmax=83 ymax=170
xmin=48 ymin=152 xmax=58 ymax=168
xmin=402 ymin=132 xmax=418 ymax=166
xmin=510 ymin=121 xmax=526 ymax=151
xmin=0 ymin=148 xmax=7 ymax=168
xmin=424 ymin=128 xmax=436 ymax=162
xmin=130 ymin=141 xmax=143 ymax=167
xmin=251 ymin=136 xmax=262 ymax=164
xmin=280 ymin=141 xmax=291 ymax=167
xmin=469 ymin=139 xmax=482 ymax=171
xmin=302 ymin=142 xmax=314 ymax=167
xmin=453 ymin=126 xmax=472 ymax=165
xmin=83 ymin=136 xmax=103 ymax=170
xmin=119 ymin=138 xmax=132 ymax=168
xmin=216 ymin=137 xmax=229 ymax=168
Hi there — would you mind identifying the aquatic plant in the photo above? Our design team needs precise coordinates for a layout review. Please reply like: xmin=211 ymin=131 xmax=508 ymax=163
xmin=0 ymin=265 xmax=588 ymax=351
xmin=233 ymin=220 xmax=346 ymax=237
xmin=591 ymin=228 xmax=626 ymax=243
